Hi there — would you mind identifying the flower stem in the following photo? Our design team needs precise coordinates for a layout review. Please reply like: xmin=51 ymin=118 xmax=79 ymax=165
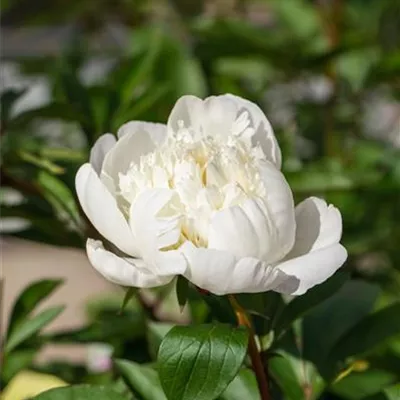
xmin=228 ymin=295 xmax=271 ymax=400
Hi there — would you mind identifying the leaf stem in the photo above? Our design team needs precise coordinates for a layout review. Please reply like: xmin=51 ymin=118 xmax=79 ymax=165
xmin=228 ymin=295 xmax=270 ymax=400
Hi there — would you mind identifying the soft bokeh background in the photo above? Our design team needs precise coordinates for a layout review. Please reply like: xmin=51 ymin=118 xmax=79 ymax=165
xmin=1 ymin=0 xmax=399 ymax=399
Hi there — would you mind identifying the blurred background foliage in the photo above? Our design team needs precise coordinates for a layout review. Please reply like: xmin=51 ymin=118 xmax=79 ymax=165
xmin=1 ymin=0 xmax=400 ymax=399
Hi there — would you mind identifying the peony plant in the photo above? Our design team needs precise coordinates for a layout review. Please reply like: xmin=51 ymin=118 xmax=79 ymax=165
xmin=75 ymin=94 xmax=348 ymax=399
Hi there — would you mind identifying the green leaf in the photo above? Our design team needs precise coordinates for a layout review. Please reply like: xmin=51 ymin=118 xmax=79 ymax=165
xmin=158 ymin=324 xmax=248 ymax=400
xmin=37 ymin=171 xmax=81 ymax=227
xmin=115 ymin=359 xmax=167 ymax=400
xmin=220 ymin=369 xmax=260 ymax=400
xmin=5 ymin=305 xmax=65 ymax=353
xmin=147 ymin=322 xmax=174 ymax=359
xmin=8 ymin=102 xmax=85 ymax=129
xmin=269 ymin=351 xmax=325 ymax=400
xmin=302 ymin=280 xmax=379 ymax=376
xmin=331 ymin=369 xmax=397 ymax=400
xmin=383 ymin=383 xmax=400 ymax=400
xmin=7 ymin=279 xmax=63 ymax=337
xmin=19 ymin=150 xmax=65 ymax=175
xmin=275 ymin=271 xmax=349 ymax=337
xmin=1 ymin=348 xmax=36 ymax=384
xmin=120 ymin=288 xmax=138 ymax=313
xmin=176 ymin=276 xmax=189 ymax=309
xmin=57 ymin=66 xmax=96 ymax=144
xmin=329 ymin=302 xmax=400 ymax=362
xmin=1 ymin=89 xmax=26 ymax=125
xmin=173 ymin=56 xmax=207 ymax=98
xmin=32 ymin=385 xmax=128 ymax=400
xmin=120 ymin=29 xmax=163 ymax=106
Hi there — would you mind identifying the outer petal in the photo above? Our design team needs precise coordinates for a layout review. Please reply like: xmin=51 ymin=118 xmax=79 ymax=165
xmin=129 ymin=188 xmax=182 ymax=255
xmin=89 ymin=133 xmax=116 ymax=174
xmin=87 ymin=239 xmax=172 ymax=287
xmin=287 ymin=197 xmax=343 ymax=258
xmin=258 ymin=160 xmax=296 ymax=262
xmin=117 ymin=121 xmax=167 ymax=146
xmin=76 ymin=163 xmax=139 ymax=256
xmin=224 ymin=94 xmax=282 ymax=168
xmin=275 ymin=244 xmax=347 ymax=295
xmin=100 ymin=128 xmax=156 ymax=193
xmin=181 ymin=242 xmax=297 ymax=295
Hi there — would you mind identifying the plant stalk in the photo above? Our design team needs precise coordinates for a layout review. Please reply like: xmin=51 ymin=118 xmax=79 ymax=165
xmin=228 ymin=295 xmax=270 ymax=400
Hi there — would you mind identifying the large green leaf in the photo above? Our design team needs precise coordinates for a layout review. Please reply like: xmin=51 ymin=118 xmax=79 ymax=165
xmin=115 ymin=359 xmax=167 ymax=400
xmin=302 ymin=280 xmax=379 ymax=375
xmin=32 ymin=385 xmax=128 ymax=400
xmin=219 ymin=369 xmax=260 ymax=400
xmin=331 ymin=369 xmax=397 ymax=400
xmin=7 ymin=279 xmax=63 ymax=337
xmin=329 ymin=302 xmax=400 ymax=362
xmin=275 ymin=271 xmax=349 ymax=337
xmin=158 ymin=324 xmax=248 ymax=400
xmin=5 ymin=305 xmax=65 ymax=353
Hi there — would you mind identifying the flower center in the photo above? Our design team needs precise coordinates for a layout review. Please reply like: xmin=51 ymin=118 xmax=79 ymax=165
xmin=118 ymin=119 xmax=266 ymax=247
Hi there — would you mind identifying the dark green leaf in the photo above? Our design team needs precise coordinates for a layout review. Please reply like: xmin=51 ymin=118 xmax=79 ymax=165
xmin=302 ymin=280 xmax=379 ymax=376
xmin=269 ymin=351 xmax=325 ymax=400
xmin=37 ymin=171 xmax=81 ymax=227
xmin=275 ymin=271 xmax=349 ymax=337
xmin=220 ymin=369 xmax=260 ymax=400
xmin=158 ymin=324 xmax=248 ymax=400
xmin=120 ymin=29 xmax=162 ymax=106
xmin=331 ymin=369 xmax=397 ymax=400
xmin=5 ymin=305 xmax=65 ymax=353
xmin=1 ymin=89 xmax=26 ymax=125
xmin=8 ymin=102 xmax=84 ymax=130
xmin=32 ymin=385 xmax=128 ymax=400
xmin=115 ymin=359 xmax=167 ymax=400
xmin=7 ymin=279 xmax=63 ymax=337
xmin=120 ymin=288 xmax=138 ymax=314
xmin=329 ymin=302 xmax=400 ymax=362
xmin=1 ymin=349 xmax=36 ymax=384
xmin=147 ymin=322 xmax=174 ymax=359
xmin=57 ymin=67 xmax=96 ymax=144
xmin=176 ymin=276 xmax=189 ymax=309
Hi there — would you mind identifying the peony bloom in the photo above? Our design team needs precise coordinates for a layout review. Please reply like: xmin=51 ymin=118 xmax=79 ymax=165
xmin=76 ymin=94 xmax=347 ymax=296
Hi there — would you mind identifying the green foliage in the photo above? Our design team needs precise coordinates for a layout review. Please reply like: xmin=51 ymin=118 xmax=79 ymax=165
xmin=32 ymin=385 xmax=129 ymax=400
xmin=158 ymin=324 xmax=248 ymax=400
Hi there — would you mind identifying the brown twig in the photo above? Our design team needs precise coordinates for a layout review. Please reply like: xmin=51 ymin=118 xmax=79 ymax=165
xmin=228 ymin=295 xmax=271 ymax=400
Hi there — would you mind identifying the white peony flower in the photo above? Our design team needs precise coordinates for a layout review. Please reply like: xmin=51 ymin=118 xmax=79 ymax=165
xmin=76 ymin=94 xmax=347 ymax=296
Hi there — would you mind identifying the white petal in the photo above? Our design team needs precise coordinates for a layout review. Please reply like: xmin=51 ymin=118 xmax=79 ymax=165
xmin=87 ymin=239 xmax=172 ymax=287
xmin=76 ymin=163 xmax=139 ymax=256
xmin=275 ymin=244 xmax=348 ymax=295
xmin=224 ymin=94 xmax=282 ymax=168
xmin=258 ymin=160 xmax=296 ymax=262
xmin=181 ymin=242 xmax=293 ymax=295
xmin=117 ymin=121 xmax=167 ymax=146
xmin=167 ymin=95 xmax=204 ymax=135
xmin=101 ymin=128 xmax=155 ymax=189
xmin=202 ymin=96 xmax=238 ymax=137
xmin=89 ymin=133 xmax=116 ymax=174
xmin=287 ymin=197 xmax=343 ymax=258
xmin=208 ymin=198 xmax=275 ymax=261
xmin=129 ymin=188 xmax=182 ymax=253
